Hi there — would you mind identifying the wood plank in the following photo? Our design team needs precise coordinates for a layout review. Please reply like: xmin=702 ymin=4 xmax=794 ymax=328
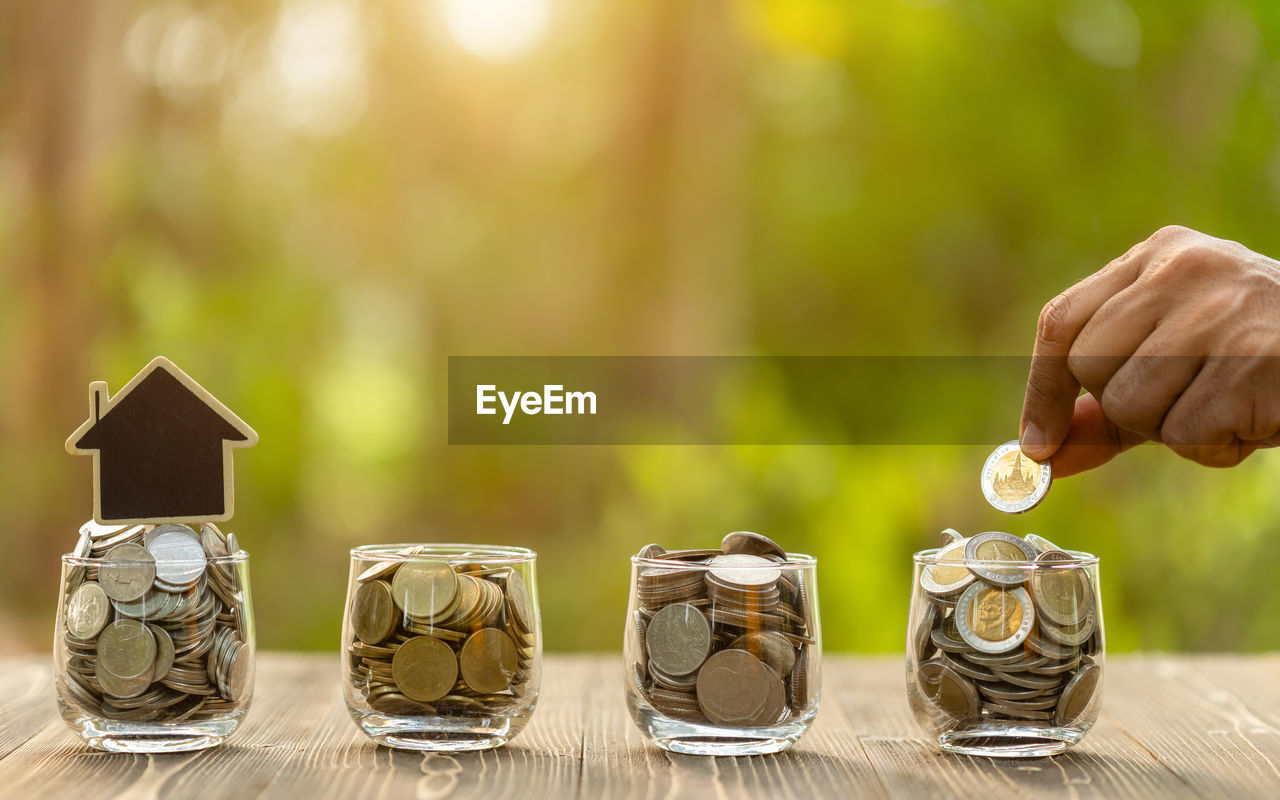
xmin=578 ymin=655 xmax=888 ymax=800
xmin=1099 ymin=654 xmax=1280 ymax=797
xmin=830 ymin=657 xmax=1199 ymax=799
xmin=260 ymin=653 xmax=585 ymax=800
xmin=0 ymin=654 xmax=1276 ymax=799
xmin=0 ymin=653 xmax=328 ymax=800
xmin=0 ymin=656 xmax=57 ymax=761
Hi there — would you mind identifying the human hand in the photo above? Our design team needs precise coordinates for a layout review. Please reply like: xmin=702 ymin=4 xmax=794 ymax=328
xmin=1020 ymin=225 xmax=1280 ymax=476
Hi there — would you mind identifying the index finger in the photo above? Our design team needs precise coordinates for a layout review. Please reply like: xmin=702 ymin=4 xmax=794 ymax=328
xmin=1020 ymin=251 xmax=1144 ymax=460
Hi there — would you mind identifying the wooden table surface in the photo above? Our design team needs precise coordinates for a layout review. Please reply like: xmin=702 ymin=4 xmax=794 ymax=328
xmin=2 ymin=653 xmax=1279 ymax=799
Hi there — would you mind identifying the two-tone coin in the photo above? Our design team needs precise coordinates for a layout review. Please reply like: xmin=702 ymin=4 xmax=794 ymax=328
xmin=954 ymin=584 xmax=1034 ymax=654
xmin=980 ymin=440 xmax=1051 ymax=513
xmin=964 ymin=532 xmax=1037 ymax=587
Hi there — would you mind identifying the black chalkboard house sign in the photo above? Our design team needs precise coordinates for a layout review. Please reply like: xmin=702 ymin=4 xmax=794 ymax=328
xmin=66 ymin=357 xmax=257 ymax=524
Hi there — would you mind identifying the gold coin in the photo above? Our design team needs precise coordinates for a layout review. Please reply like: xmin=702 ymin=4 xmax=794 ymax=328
xmin=970 ymin=587 xmax=1022 ymax=641
xmin=459 ymin=628 xmax=518 ymax=694
xmin=392 ymin=635 xmax=457 ymax=703
xmin=352 ymin=579 xmax=397 ymax=644
xmin=391 ymin=561 xmax=459 ymax=622
xmin=930 ymin=540 xmax=970 ymax=586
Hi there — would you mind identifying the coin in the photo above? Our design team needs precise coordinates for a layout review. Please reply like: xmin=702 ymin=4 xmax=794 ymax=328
xmin=149 ymin=624 xmax=175 ymax=681
xmin=97 ymin=619 xmax=157 ymax=679
xmin=913 ymin=604 xmax=938 ymax=663
xmin=918 ymin=540 xmax=975 ymax=598
xmin=99 ymin=543 xmax=156 ymax=602
xmin=1055 ymin=661 xmax=1100 ymax=724
xmin=66 ymin=582 xmax=111 ymax=640
xmin=1023 ymin=533 xmax=1063 ymax=554
xmin=954 ymin=584 xmax=1034 ymax=654
xmin=980 ymin=440 xmax=1051 ymax=513
xmin=646 ymin=602 xmax=712 ymax=677
xmin=637 ymin=543 xmax=666 ymax=560
xmin=730 ymin=631 xmax=797 ymax=678
xmin=706 ymin=554 xmax=781 ymax=588
xmin=505 ymin=571 xmax=535 ymax=634
xmin=1039 ymin=613 xmax=1097 ymax=647
xmin=721 ymin=531 xmax=787 ymax=560
xmin=917 ymin=661 xmax=980 ymax=722
xmin=1032 ymin=550 xmax=1094 ymax=627
xmin=147 ymin=530 xmax=208 ymax=589
xmin=392 ymin=635 xmax=458 ymax=703
xmin=459 ymin=628 xmax=518 ymax=694
xmin=964 ymin=532 xmax=1036 ymax=587
xmin=696 ymin=649 xmax=772 ymax=726
xmin=352 ymin=579 xmax=397 ymax=644
xmin=391 ymin=561 xmax=459 ymax=622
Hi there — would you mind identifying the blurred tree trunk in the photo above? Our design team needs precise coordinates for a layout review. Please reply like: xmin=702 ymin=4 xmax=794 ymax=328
xmin=0 ymin=0 xmax=101 ymax=648
xmin=605 ymin=0 xmax=752 ymax=354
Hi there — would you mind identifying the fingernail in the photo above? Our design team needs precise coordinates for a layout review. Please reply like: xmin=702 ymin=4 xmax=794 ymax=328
xmin=1020 ymin=422 xmax=1052 ymax=461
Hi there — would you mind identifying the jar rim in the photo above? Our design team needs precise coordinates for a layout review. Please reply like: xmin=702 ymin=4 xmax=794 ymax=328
xmin=350 ymin=543 xmax=537 ymax=564
xmin=631 ymin=551 xmax=817 ymax=569
xmin=61 ymin=551 xmax=248 ymax=566
xmin=912 ymin=547 xmax=1099 ymax=567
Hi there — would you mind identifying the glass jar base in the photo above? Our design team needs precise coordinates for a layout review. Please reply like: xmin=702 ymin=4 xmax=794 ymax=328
xmin=352 ymin=711 xmax=528 ymax=751
xmin=71 ymin=715 xmax=243 ymax=753
xmin=630 ymin=704 xmax=812 ymax=756
xmin=938 ymin=725 xmax=1086 ymax=758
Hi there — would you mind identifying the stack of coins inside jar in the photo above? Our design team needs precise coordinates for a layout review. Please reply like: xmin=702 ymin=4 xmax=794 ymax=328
xmin=59 ymin=521 xmax=252 ymax=722
xmin=629 ymin=532 xmax=816 ymax=728
xmin=346 ymin=549 xmax=537 ymax=716
xmin=912 ymin=530 xmax=1101 ymax=731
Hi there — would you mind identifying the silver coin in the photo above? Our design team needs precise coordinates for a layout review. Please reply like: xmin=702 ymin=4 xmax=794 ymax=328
xmin=980 ymin=440 xmax=1051 ymax=513
xmin=147 ymin=530 xmax=207 ymax=589
xmin=964 ymin=532 xmax=1037 ymax=587
xmin=636 ymin=543 xmax=666 ymax=560
xmin=99 ymin=543 xmax=156 ymax=602
xmin=646 ymin=602 xmax=712 ymax=677
xmin=66 ymin=582 xmax=111 ymax=640
xmin=721 ymin=531 xmax=787 ymax=559
xmin=939 ymin=528 xmax=964 ymax=545
xmin=148 ymin=624 xmax=175 ymax=681
xmin=706 ymin=554 xmax=780 ymax=588
xmin=97 ymin=619 xmax=157 ymax=680
xmin=146 ymin=523 xmax=198 ymax=546
xmin=953 ymin=583 xmax=1034 ymax=654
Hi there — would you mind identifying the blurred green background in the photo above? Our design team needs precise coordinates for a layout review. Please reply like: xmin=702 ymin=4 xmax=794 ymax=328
xmin=3 ymin=0 xmax=1280 ymax=654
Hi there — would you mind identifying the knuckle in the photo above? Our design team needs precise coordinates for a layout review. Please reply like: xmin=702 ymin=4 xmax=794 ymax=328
xmin=1099 ymin=384 xmax=1146 ymax=433
xmin=1037 ymin=294 xmax=1073 ymax=346
xmin=1148 ymin=224 xmax=1193 ymax=244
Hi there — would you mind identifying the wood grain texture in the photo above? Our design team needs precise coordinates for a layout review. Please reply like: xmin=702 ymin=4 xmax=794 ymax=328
xmin=1 ymin=653 xmax=1278 ymax=799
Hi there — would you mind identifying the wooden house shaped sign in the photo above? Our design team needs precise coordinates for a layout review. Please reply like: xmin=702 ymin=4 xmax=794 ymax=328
xmin=66 ymin=357 xmax=257 ymax=524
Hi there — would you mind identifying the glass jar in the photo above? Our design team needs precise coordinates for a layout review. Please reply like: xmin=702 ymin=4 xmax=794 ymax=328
xmin=624 ymin=551 xmax=821 ymax=755
xmin=342 ymin=544 xmax=541 ymax=751
xmin=907 ymin=540 xmax=1103 ymax=757
xmin=54 ymin=522 xmax=255 ymax=752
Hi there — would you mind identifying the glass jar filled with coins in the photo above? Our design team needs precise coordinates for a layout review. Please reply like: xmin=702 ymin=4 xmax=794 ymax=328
xmin=624 ymin=532 xmax=821 ymax=755
xmin=55 ymin=521 xmax=255 ymax=752
xmin=342 ymin=544 xmax=541 ymax=751
xmin=908 ymin=530 xmax=1103 ymax=757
